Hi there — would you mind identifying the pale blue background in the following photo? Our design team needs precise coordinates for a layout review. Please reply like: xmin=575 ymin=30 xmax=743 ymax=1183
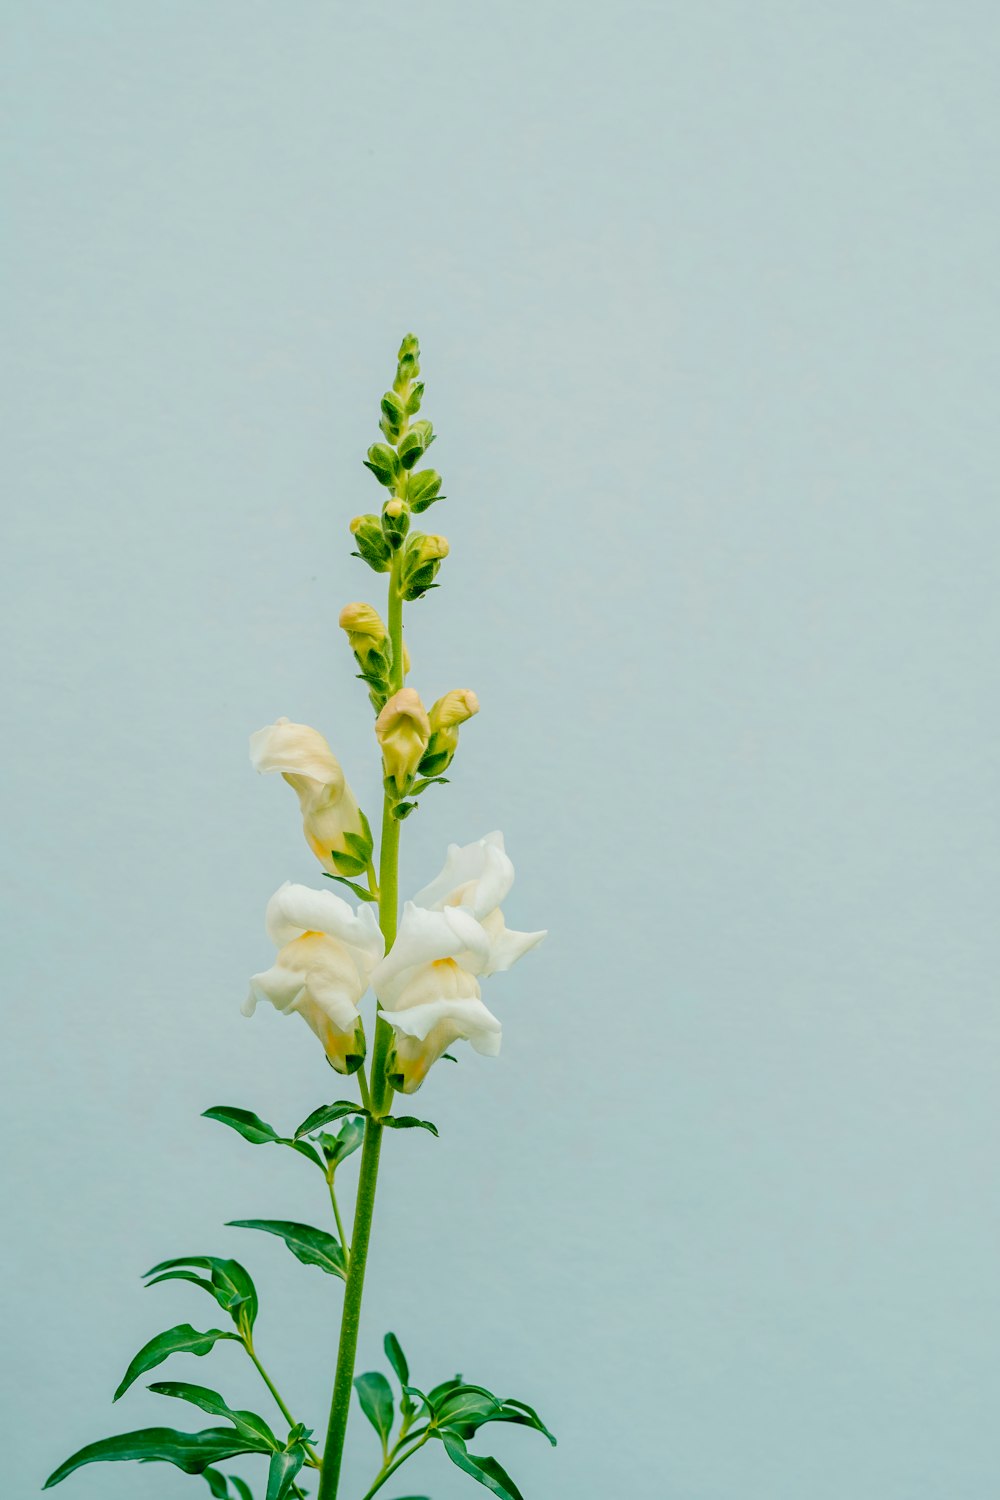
xmin=3 ymin=3 xmax=999 ymax=1497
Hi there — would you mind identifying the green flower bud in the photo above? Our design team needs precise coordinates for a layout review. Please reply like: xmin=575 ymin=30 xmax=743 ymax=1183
xmin=393 ymin=334 xmax=421 ymax=392
xmin=400 ymin=532 xmax=449 ymax=601
xmin=404 ymin=381 xmax=424 ymax=416
xmin=363 ymin=442 xmax=401 ymax=488
xmin=349 ymin=514 xmax=392 ymax=572
xmin=379 ymin=390 xmax=406 ymax=444
xmin=381 ymin=497 xmax=411 ymax=551
xmin=407 ymin=469 xmax=443 ymax=513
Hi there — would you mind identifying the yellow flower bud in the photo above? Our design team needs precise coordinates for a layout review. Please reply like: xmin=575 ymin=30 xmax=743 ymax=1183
xmin=385 ymin=498 xmax=405 ymax=518
xmin=417 ymin=689 xmax=480 ymax=777
xmin=429 ymin=689 xmax=480 ymax=731
xmin=375 ymin=688 xmax=431 ymax=794
xmin=249 ymin=719 xmax=373 ymax=876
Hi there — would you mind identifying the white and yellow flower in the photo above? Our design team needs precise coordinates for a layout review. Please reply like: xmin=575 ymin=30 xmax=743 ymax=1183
xmin=244 ymin=882 xmax=384 ymax=1074
xmin=249 ymin=718 xmax=371 ymax=875
xmin=374 ymin=833 xmax=546 ymax=1093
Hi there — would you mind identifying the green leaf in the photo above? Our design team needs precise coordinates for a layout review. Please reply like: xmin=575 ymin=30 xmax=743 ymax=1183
xmin=294 ymin=1100 xmax=368 ymax=1139
xmin=202 ymin=1107 xmax=281 ymax=1145
xmin=493 ymin=1397 xmax=557 ymax=1446
xmin=113 ymin=1325 xmax=238 ymax=1402
xmin=383 ymin=1331 xmax=409 ymax=1387
xmin=43 ymin=1427 xmax=269 ymax=1489
xmin=354 ymin=1371 xmax=395 ymax=1447
xmin=435 ymin=1386 xmax=503 ymax=1430
xmin=227 ymin=1220 xmax=347 ymax=1280
xmin=440 ymin=1434 xmax=525 ymax=1500
xmin=230 ymin=1477 xmax=255 ymax=1500
xmin=265 ymin=1443 xmax=307 ymax=1500
xmin=323 ymin=873 xmax=378 ymax=903
xmin=148 ymin=1382 xmax=279 ymax=1450
xmin=286 ymin=1137 xmax=326 ymax=1170
xmin=145 ymin=1256 xmax=259 ymax=1332
xmin=322 ymin=1115 xmax=366 ymax=1169
xmin=381 ymin=1115 xmax=439 ymax=1137
xmin=202 ymin=1466 xmax=231 ymax=1497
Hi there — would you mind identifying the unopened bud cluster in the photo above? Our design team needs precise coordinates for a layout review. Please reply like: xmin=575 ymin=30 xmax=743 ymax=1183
xmin=340 ymin=336 xmax=480 ymax=815
xmin=350 ymin=334 xmax=449 ymax=601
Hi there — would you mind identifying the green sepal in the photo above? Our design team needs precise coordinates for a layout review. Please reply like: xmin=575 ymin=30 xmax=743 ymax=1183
xmin=144 ymin=1256 xmax=259 ymax=1333
xmin=351 ymin=514 xmax=393 ymax=572
xmin=43 ymin=1427 xmax=270 ymax=1489
xmin=294 ymin=1100 xmax=369 ymax=1139
xmin=381 ymin=1115 xmax=439 ymax=1137
xmin=439 ymin=1433 xmax=525 ymax=1500
xmin=364 ymin=443 xmax=401 ymax=488
xmin=410 ymin=774 xmax=450 ymax=796
xmin=354 ymin=1370 xmax=395 ymax=1446
xmin=323 ymin=872 xmax=378 ymax=903
xmin=392 ymin=800 xmax=417 ymax=820
xmin=226 ymin=1220 xmax=347 ymax=1280
xmin=330 ymin=847 xmax=368 ymax=876
xmin=406 ymin=469 xmax=442 ymax=511
xmin=113 ymin=1325 xmax=239 ymax=1402
xmin=416 ymin=747 xmax=452 ymax=777
xmin=441 ymin=1053 xmax=458 ymax=1063
xmin=344 ymin=826 xmax=374 ymax=862
xmin=147 ymin=1382 xmax=279 ymax=1451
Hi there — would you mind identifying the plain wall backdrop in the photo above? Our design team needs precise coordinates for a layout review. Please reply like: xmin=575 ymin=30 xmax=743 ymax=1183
xmin=3 ymin=3 xmax=999 ymax=1497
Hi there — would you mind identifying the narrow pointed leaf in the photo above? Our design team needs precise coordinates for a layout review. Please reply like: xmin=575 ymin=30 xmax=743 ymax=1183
xmin=148 ymin=1382 xmax=279 ymax=1449
xmin=265 ymin=1444 xmax=307 ymax=1500
xmin=203 ymin=1107 xmax=281 ymax=1145
xmin=144 ymin=1256 xmax=259 ymax=1331
xmin=440 ymin=1434 xmax=525 ymax=1499
xmin=323 ymin=873 xmax=378 ymax=902
xmin=383 ymin=1331 xmax=409 ymax=1387
xmin=230 ymin=1478 xmax=255 ymax=1500
xmin=203 ymin=1468 xmax=230 ymax=1498
xmin=43 ymin=1427 xmax=267 ymax=1488
xmin=227 ymin=1220 xmax=346 ymax=1279
xmin=380 ymin=1116 xmax=438 ymax=1137
xmin=113 ymin=1325 xmax=238 ymax=1402
xmin=495 ymin=1397 xmax=557 ymax=1445
xmin=294 ymin=1101 xmax=368 ymax=1139
xmin=354 ymin=1371 xmax=394 ymax=1445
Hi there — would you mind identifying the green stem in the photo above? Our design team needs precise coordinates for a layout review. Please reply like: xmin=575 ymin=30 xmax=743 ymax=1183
xmin=360 ymin=1430 xmax=432 ymax=1500
xmin=316 ymin=551 xmax=404 ymax=1500
xmin=245 ymin=1342 xmax=322 ymax=1468
xmin=328 ymin=1174 xmax=348 ymax=1255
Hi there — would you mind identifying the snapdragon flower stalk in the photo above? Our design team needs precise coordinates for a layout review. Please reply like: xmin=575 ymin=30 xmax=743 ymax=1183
xmin=45 ymin=337 xmax=552 ymax=1500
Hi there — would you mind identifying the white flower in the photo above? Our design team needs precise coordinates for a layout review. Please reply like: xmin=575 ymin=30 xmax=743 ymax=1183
xmin=249 ymin=718 xmax=370 ymax=876
xmin=245 ymin=882 xmax=384 ymax=1074
xmin=412 ymin=830 xmax=547 ymax=976
xmin=373 ymin=833 xmax=546 ymax=1093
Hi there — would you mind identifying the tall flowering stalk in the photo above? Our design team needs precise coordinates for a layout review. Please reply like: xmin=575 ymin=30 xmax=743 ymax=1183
xmin=45 ymin=337 xmax=552 ymax=1500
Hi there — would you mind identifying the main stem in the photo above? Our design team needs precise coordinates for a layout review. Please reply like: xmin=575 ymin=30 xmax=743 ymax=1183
xmin=316 ymin=551 xmax=404 ymax=1500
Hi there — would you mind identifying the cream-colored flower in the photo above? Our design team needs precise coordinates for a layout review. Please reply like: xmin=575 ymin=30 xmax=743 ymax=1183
xmin=250 ymin=718 xmax=370 ymax=875
xmin=374 ymin=688 xmax=431 ymax=794
xmin=373 ymin=833 xmax=546 ymax=1092
xmin=244 ymin=882 xmax=384 ymax=1073
xmin=413 ymin=830 xmax=546 ymax=976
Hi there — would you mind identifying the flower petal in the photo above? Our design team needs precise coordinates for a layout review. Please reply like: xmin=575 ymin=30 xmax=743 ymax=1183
xmin=372 ymin=901 xmax=490 ymax=1004
xmin=476 ymin=909 xmax=548 ymax=977
xmin=412 ymin=831 xmax=513 ymax=919
xmin=249 ymin=719 xmax=345 ymax=788
xmin=264 ymin=882 xmax=384 ymax=966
